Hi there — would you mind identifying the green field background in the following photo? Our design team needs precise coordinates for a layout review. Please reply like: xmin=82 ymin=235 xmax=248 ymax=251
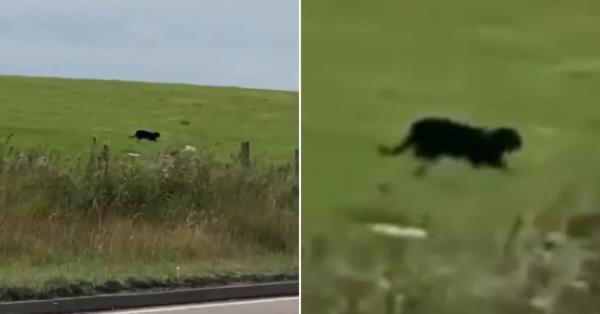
xmin=302 ymin=0 xmax=600 ymax=242
xmin=0 ymin=75 xmax=298 ymax=161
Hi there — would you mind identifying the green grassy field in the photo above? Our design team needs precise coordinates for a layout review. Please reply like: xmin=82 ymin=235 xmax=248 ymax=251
xmin=0 ymin=75 xmax=298 ymax=296
xmin=0 ymin=75 xmax=298 ymax=160
xmin=302 ymin=0 xmax=600 ymax=313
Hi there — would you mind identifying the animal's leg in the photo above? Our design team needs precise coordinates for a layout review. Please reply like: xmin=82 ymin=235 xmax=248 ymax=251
xmin=412 ymin=151 xmax=437 ymax=177
xmin=471 ymin=162 xmax=483 ymax=169
xmin=488 ymin=158 xmax=509 ymax=172
xmin=497 ymin=161 xmax=511 ymax=173
xmin=467 ymin=157 xmax=485 ymax=169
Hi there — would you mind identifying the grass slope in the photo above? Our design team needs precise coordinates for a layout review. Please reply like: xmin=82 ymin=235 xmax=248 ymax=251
xmin=0 ymin=75 xmax=298 ymax=295
xmin=302 ymin=0 xmax=600 ymax=312
xmin=303 ymin=0 xmax=600 ymax=235
xmin=0 ymin=75 xmax=298 ymax=161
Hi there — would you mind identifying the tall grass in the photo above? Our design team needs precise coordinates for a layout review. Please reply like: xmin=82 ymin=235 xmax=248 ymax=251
xmin=302 ymin=194 xmax=600 ymax=314
xmin=0 ymin=138 xmax=298 ymax=286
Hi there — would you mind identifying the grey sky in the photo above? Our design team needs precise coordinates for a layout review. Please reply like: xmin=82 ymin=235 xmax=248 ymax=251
xmin=0 ymin=0 xmax=298 ymax=91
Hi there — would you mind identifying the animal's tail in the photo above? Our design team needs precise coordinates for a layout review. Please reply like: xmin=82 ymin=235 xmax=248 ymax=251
xmin=378 ymin=136 xmax=412 ymax=156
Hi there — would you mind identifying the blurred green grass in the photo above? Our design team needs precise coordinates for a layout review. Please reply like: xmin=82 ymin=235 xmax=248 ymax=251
xmin=302 ymin=0 xmax=600 ymax=235
xmin=302 ymin=0 xmax=600 ymax=312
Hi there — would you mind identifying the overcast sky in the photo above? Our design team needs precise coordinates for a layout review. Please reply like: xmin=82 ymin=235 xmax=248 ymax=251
xmin=0 ymin=1 xmax=298 ymax=91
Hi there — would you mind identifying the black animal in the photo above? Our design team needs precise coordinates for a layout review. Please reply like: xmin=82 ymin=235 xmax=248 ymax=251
xmin=378 ymin=117 xmax=522 ymax=176
xmin=130 ymin=129 xmax=161 ymax=142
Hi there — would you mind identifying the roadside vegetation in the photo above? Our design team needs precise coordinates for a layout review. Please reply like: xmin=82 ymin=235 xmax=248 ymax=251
xmin=0 ymin=75 xmax=298 ymax=297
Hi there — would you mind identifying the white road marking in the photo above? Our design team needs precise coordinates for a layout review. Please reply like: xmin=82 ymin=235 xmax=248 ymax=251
xmin=94 ymin=297 xmax=298 ymax=314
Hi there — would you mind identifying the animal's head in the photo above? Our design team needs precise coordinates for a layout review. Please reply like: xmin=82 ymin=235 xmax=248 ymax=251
xmin=490 ymin=127 xmax=522 ymax=153
xmin=154 ymin=132 xmax=161 ymax=138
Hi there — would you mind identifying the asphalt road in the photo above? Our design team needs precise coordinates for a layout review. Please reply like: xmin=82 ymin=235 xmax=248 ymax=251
xmin=93 ymin=297 xmax=299 ymax=314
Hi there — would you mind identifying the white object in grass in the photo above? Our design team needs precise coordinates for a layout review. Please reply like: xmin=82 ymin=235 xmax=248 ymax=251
xmin=127 ymin=153 xmax=141 ymax=157
xmin=530 ymin=295 xmax=553 ymax=311
xmin=367 ymin=223 xmax=428 ymax=239
xmin=569 ymin=280 xmax=589 ymax=291
xmin=183 ymin=145 xmax=197 ymax=152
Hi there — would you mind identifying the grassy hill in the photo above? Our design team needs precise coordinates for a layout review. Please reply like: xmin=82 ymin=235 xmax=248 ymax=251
xmin=302 ymin=0 xmax=600 ymax=313
xmin=0 ymin=75 xmax=298 ymax=294
xmin=0 ymin=75 xmax=298 ymax=161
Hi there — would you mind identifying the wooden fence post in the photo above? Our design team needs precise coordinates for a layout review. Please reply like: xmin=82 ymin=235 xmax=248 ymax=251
xmin=294 ymin=148 xmax=299 ymax=177
xmin=240 ymin=141 xmax=250 ymax=168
